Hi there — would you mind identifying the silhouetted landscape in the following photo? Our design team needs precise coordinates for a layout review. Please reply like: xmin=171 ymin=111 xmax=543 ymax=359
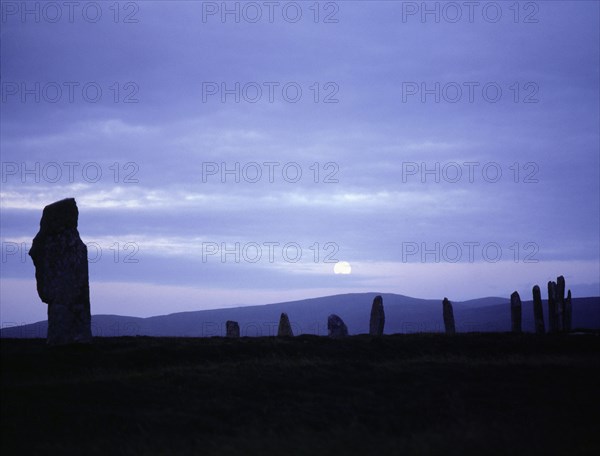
xmin=3 ymin=2 xmax=599 ymax=454
xmin=2 ymin=333 xmax=599 ymax=455
xmin=3 ymin=291 xmax=600 ymax=454
xmin=3 ymin=193 xmax=597 ymax=455
xmin=2 ymin=293 xmax=599 ymax=338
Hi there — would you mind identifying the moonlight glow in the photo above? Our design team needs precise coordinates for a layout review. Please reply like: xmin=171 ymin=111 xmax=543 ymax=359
xmin=334 ymin=261 xmax=352 ymax=275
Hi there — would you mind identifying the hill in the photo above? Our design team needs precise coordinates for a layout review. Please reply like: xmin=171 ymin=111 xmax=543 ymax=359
xmin=2 ymin=293 xmax=599 ymax=338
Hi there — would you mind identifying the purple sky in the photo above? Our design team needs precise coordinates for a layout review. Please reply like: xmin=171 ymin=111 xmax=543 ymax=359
xmin=1 ymin=1 xmax=599 ymax=325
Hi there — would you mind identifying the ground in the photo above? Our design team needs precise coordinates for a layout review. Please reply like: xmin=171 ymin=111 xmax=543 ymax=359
xmin=1 ymin=333 xmax=599 ymax=455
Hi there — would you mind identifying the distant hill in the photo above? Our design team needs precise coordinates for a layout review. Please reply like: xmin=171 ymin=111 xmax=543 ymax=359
xmin=2 ymin=293 xmax=599 ymax=338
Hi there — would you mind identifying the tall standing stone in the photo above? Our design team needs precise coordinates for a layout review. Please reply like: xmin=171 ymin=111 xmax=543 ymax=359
xmin=532 ymin=285 xmax=545 ymax=334
xmin=226 ymin=320 xmax=240 ymax=338
xmin=556 ymin=276 xmax=566 ymax=330
xmin=547 ymin=281 xmax=558 ymax=333
xmin=369 ymin=295 xmax=385 ymax=336
xmin=277 ymin=312 xmax=294 ymax=337
xmin=327 ymin=314 xmax=348 ymax=338
xmin=442 ymin=298 xmax=455 ymax=335
xmin=29 ymin=198 xmax=92 ymax=345
xmin=563 ymin=290 xmax=572 ymax=332
xmin=510 ymin=291 xmax=522 ymax=333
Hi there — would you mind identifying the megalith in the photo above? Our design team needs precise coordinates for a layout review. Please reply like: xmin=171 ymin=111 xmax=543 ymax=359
xmin=442 ymin=297 xmax=455 ymax=334
xmin=532 ymin=285 xmax=545 ymax=334
xmin=556 ymin=275 xmax=566 ymax=329
xmin=510 ymin=291 xmax=522 ymax=333
xmin=226 ymin=320 xmax=240 ymax=338
xmin=29 ymin=198 xmax=92 ymax=345
xmin=564 ymin=289 xmax=572 ymax=332
xmin=277 ymin=312 xmax=293 ymax=337
xmin=369 ymin=295 xmax=385 ymax=336
xmin=548 ymin=281 xmax=558 ymax=333
xmin=327 ymin=314 xmax=348 ymax=338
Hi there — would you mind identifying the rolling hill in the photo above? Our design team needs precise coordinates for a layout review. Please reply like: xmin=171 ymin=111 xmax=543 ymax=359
xmin=2 ymin=293 xmax=599 ymax=338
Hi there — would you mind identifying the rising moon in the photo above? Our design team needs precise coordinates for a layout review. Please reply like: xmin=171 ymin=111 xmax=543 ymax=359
xmin=333 ymin=261 xmax=352 ymax=275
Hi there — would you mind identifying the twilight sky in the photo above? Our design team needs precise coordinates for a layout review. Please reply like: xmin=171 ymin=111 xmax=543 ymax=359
xmin=1 ymin=0 xmax=599 ymax=325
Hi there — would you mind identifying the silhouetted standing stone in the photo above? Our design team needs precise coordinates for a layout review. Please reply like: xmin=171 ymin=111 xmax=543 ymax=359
xmin=29 ymin=198 xmax=92 ymax=345
xmin=548 ymin=281 xmax=558 ymax=333
xmin=327 ymin=314 xmax=348 ymax=338
xmin=564 ymin=290 xmax=572 ymax=332
xmin=277 ymin=312 xmax=293 ymax=337
xmin=442 ymin=298 xmax=455 ymax=334
xmin=556 ymin=275 xmax=566 ymax=330
xmin=510 ymin=291 xmax=522 ymax=333
xmin=369 ymin=295 xmax=385 ymax=336
xmin=532 ymin=285 xmax=545 ymax=334
xmin=226 ymin=320 xmax=240 ymax=338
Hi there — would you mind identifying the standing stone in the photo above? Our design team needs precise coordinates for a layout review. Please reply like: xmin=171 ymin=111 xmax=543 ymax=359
xmin=442 ymin=298 xmax=455 ymax=335
xmin=556 ymin=276 xmax=566 ymax=330
xmin=369 ymin=295 xmax=385 ymax=336
xmin=547 ymin=281 xmax=558 ymax=333
xmin=510 ymin=291 xmax=522 ymax=333
xmin=532 ymin=285 xmax=545 ymax=334
xmin=563 ymin=290 xmax=573 ymax=332
xmin=277 ymin=312 xmax=294 ymax=337
xmin=29 ymin=198 xmax=92 ymax=345
xmin=226 ymin=320 xmax=240 ymax=338
xmin=327 ymin=314 xmax=348 ymax=338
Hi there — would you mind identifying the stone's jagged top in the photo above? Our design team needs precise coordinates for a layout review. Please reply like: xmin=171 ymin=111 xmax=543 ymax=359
xmin=369 ymin=295 xmax=385 ymax=336
xmin=277 ymin=312 xmax=293 ymax=337
xmin=29 ymin=198 xmax=91 ymax=345
xmin=547 ymin=276 xmax=572 ymax=333
xmin=39 ymin=198 xmax=79 ymax=234
xmin=327 ymin=314 xmax=348 ymax=338
xmin=556 ymin=276 xmax=566 ymax=303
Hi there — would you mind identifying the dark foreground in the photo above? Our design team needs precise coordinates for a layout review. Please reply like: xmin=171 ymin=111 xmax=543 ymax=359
xmin=2 ymin=334 xmax=599 ymax=455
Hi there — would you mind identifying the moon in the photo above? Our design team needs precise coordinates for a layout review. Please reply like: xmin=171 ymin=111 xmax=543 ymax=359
xmin=333 ymin=261 xmax=352 ymax=275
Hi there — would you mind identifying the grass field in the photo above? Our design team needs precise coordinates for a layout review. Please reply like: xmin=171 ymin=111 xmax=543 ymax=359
xmin=2 ymin=333 xmax=599 ymax=455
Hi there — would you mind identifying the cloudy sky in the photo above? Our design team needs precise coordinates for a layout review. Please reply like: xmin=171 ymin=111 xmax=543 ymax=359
xmin=1 ymin=0 xmax=599 ymax=325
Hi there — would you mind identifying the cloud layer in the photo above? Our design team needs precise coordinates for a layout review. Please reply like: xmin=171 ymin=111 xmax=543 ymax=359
xmin=2 ymin=1 xmax=599 ymax=323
